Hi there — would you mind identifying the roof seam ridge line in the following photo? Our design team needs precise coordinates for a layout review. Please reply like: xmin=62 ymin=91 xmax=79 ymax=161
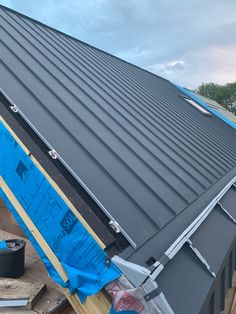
xmin=78 ymin=40 xmax=236 ymax=154
xmin=54 ymin=23 xmax=235 ymax=159
xmin=0 ymin=87 xmax=137 ymax=248
xmin=35 ymin=19 xmax=236 ymax=170
xmin=60 ymin=29 xmax=236 ymax=161
xmin=0 ymin=4 xmax=169 ymax=84
xmin=149 ymin=175 xmax=236 ymax=281
xmin=0 ymin=31 xmax=188 ymax=209
xmin=3 ymin=7 xmax=236 ymax=164
xmin=0 ymin=57 xmax=158 ymax=234
xmin=2 ymin=13 xmax=194 ymax=189
xmin=1 ymin=35 xmax=188 ymax=211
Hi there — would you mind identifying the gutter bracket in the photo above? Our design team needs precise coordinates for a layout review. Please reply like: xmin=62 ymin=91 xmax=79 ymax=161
xmin=9 ymin=104 xmax=18 ymax=113
xmin=109 ymin=220 xmax=121 ymax=233
xmin=187 ymin=239 xmax=216 ymax=278
xmin=48 ymin=149 xmax=58 ymax=160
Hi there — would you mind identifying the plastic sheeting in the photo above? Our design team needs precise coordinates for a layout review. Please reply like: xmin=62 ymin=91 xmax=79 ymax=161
xmin=106 ymin=275 xmax=161 ymax=314
xmin=0 ymin=120 xmax=121 ymax=302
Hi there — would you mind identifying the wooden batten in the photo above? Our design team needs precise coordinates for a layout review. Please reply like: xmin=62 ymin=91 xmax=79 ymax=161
xmin=0 ymin=116 xmax=111 ymax=313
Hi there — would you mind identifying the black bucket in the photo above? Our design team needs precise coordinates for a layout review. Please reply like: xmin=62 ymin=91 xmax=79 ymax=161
xmin=0 ymin=239 xmax=26 ymax=278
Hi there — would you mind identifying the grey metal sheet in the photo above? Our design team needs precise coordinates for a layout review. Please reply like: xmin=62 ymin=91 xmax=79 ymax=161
xmin=158 ymin=199 xmax=236 ymax=314
xmin=1 ymin=5 xmax=236 ymax=249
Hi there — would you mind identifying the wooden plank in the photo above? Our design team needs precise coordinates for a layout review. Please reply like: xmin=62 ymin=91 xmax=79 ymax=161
xmin=0 ymin=278 xmax=46 ymax=310
xmin=0 ymin=177 xmax=110 ymax=313
xmin=64 ymin=290 xmax=110 ymax=314
xmin=221 ymin=287 xmax=236 ymax=314
xmin=63 ymin=289 xmax=86 ymax=314
xmin=0 ymin=116 xmax=105 ymax=250
xmin=75 ymin=291 xmax=110 ymax=314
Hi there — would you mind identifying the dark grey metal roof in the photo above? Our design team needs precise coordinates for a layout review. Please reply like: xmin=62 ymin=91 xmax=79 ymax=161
xmin=157 ymin=183 xmax=236 ymax=314
xmin=1 ymin=5 xmax=236 ymax=254
xmin=2 ymin=5 xmax=236 ymax=314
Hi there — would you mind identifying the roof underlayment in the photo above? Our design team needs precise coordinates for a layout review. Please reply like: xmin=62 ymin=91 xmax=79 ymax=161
xmin=1 ymin=5 xmax=236 ymax=314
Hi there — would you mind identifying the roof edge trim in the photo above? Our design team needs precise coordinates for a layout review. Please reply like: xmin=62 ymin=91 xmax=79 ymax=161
xmin=0 ymin=88 xmax=136 ymax=248
xmin=150 ymin=175 xmax=236 ymax=280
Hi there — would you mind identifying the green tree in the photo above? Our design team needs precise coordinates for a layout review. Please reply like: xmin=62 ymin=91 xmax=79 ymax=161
xmin=196 ymin=82 xmax=236 ymax=115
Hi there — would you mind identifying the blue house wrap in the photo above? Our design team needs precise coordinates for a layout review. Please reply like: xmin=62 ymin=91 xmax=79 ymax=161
xmin=0 ymin=119 xmax=121 ymax=302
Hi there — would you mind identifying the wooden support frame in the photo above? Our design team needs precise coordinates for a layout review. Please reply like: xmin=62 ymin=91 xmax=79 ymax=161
xmin=0 ymin=177 xmax=68 ymax=283
xmin=0 ymin=116 xmax=111 ymax=313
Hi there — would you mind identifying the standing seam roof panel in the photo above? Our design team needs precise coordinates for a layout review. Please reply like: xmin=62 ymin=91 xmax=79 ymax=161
xmin=1 ymin=6 xmax=236 ymax=248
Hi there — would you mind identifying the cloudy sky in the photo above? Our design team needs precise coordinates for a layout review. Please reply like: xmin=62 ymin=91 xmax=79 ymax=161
xmin=1 ymin=0 xmax=235 ymax=89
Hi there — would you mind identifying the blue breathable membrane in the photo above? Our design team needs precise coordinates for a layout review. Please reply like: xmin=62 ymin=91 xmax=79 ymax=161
xmin=0 ymin=120 xmax=121 ymax=302
xmin=0 ymin=239 xmax=7 ymax=249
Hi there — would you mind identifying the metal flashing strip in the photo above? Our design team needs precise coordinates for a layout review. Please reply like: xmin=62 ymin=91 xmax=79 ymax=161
xmin=218 ymin=202 xmax=236 ymax=224
xmin=187 ymin=239 xmax=216 ymax=278
xmin=0 ymin=88 xmax=136 ymax=248
xmin=0 ymin=298 xmax=28 ymax=308
xmin=150 ymin=176 xmax=236 ymax=281
xmin=112 ymin=178 xmax=236 ymax=312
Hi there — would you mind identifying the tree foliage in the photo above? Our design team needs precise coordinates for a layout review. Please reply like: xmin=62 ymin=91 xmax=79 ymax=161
xmin=196 ymin=82 xmax=236 ymax=115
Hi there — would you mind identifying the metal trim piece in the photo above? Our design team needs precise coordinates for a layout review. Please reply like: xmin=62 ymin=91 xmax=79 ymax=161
xmin=150 ymin=176 xmax=236 ymax=281
xmin=0 ymin=88 xmax=136 ymax=248
xmin=0 ymin=298 xmax=28 ymax=307
xmin=187 ymin=239 xmax=216 ymax=278
xmin=218 ymin=202 xmax=236 ymax=224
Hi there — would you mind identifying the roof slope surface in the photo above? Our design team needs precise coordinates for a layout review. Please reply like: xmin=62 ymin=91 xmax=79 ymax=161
xmin=196 ymin=94 xmax=236 ymax=124
xmin=1 ymin=5 xmax=236 ymax=250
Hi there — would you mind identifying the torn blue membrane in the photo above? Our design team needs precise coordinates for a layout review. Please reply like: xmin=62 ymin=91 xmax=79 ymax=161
xmin=0 ymin=120 xmax=121 ymax=302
